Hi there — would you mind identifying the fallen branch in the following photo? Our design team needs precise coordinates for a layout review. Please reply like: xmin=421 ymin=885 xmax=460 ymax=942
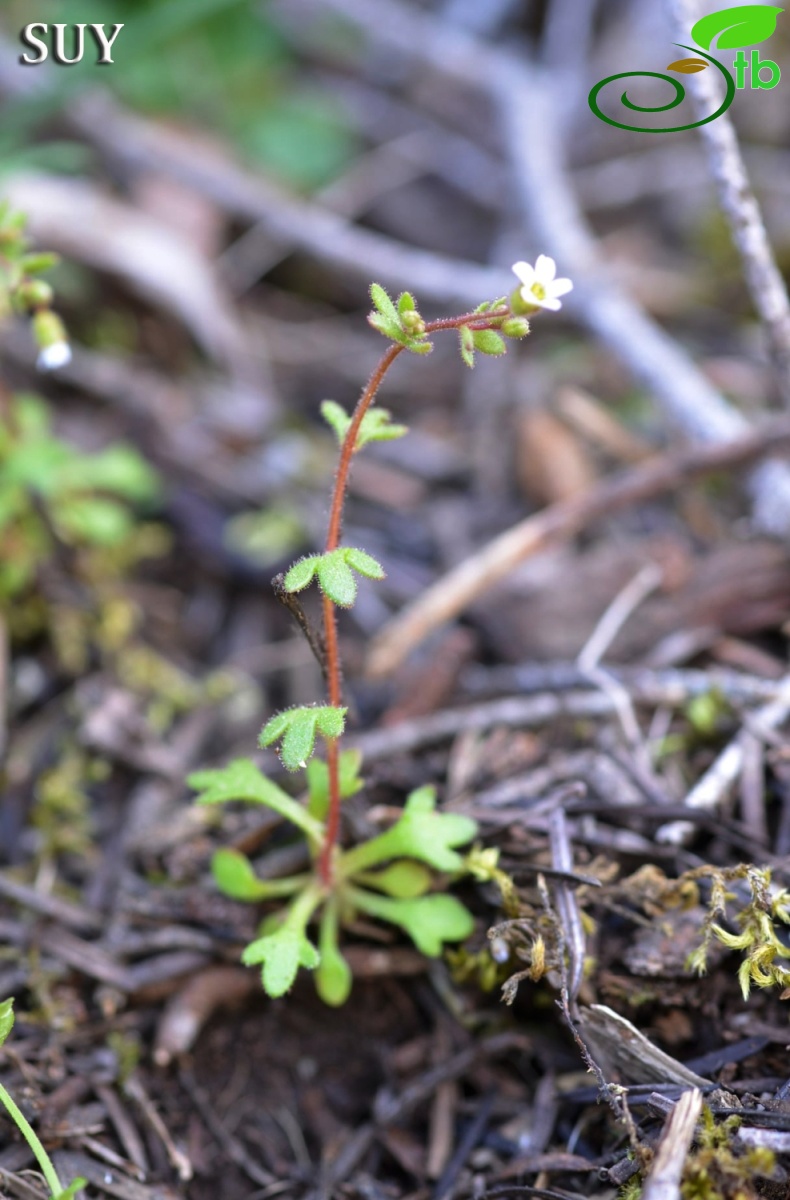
xmin=367 ymin=415 xmax=790 ymax=678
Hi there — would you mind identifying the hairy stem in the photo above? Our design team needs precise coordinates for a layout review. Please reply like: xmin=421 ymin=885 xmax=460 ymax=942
xmin=318 ymin=308 xmax=508 ymax=886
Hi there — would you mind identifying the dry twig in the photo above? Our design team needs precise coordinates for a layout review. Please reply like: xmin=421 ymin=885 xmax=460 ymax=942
xmin=368 ymin=415 xmax=790 ymax=678
xmin=641 ymin=1089 xmax=703 ymax=1200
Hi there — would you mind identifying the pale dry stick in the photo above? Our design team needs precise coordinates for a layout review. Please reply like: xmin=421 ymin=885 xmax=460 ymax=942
xmin=547 ymin=808 xmax=586 ymax=1004
xmin=367 ymin=414 xmax=790 ymax=679
xmin=657 ymin=673 xmax=790 ymax=845
xmin=306 ymin=0 xmax=790 ymax=535
xmin=578 ymin=564 xmax=664 ymax=673
xmin=641 ymin=1089 xmax=703 ymax=1200
xmin=577 ymin=564 xmax=664 ymax=758
xmin=666 ymin=0 xmax=790 ymax=405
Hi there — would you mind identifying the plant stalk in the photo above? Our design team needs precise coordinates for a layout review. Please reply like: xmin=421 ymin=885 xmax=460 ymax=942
xmin=317 ymin=308 xmax=509 ymax=886
xmin=0 ymin=1081 xmax=63 ymax=1198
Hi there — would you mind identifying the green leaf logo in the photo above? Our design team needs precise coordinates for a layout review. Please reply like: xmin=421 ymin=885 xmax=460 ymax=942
xmin=691 ymin=4 xmax=783 ymax=50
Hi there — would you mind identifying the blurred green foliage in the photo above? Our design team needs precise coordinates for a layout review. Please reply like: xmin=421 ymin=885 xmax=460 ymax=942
xmin=1 ymin=0 xmax=356 ymax=188
xmin=0 ymin=392 xmax=162 ymax=638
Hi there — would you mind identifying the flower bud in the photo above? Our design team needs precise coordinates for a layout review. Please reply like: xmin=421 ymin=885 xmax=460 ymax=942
xmin=33 ymin=309 xmax=71 ymax=371
xmin=501 ymin=317 xmax=530 ymax=339
xmin=400 ymin=309 xmax=425 ymax=335
xmin=17 ymin=279 xmax=54 ymax=310
xmin=509 ymin=287 xmax=539 ymax=316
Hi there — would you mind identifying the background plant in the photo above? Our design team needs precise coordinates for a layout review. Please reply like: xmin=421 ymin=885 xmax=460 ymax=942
xmin=190 ymin=268 xmax=560 ymax=1004
xmin=0 ymin=201 xmax=70 ymax=368
xmin=0 ymin=1000 xmax=84 ymax=1200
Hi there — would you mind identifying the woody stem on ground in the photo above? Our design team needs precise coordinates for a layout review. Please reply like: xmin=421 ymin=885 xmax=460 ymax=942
xmin=317 ymin=308 xmax=509 ymax=887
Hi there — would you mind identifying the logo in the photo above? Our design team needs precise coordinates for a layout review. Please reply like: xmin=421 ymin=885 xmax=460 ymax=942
xmin=589 ymin=4 xmax=782 ymax=132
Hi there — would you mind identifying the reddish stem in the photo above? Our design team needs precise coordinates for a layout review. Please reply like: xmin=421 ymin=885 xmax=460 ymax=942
xmin=317 ymin=307 xmax=508 ymax=886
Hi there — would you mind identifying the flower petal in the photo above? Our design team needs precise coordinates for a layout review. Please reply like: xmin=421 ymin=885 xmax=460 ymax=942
xmin=534 ymin=255 xmax=557 ymax=284
xmin=512 ymin=261 xmax=536 ymax=288
xmin=539 ymin=296 xmax=562 ymax=311
xmin=551 ymin=278 xmax=574 ymax=298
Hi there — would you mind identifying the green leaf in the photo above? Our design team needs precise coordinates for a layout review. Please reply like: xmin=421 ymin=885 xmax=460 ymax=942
xmin=52 ymin=1179 xmax=87 ymax=1200
xmin=369 ymin=283 xmax=401 ymax=327
xmin=283 ymin=555 xmax=319 ymax=593
xmin=283 ymin=708 xmax=325 ymax=768
xmin=355 ymin=860 xmax=433 ymax=898
xmin=344 ymin=547 xmax=385 ymax=580
xmin=306 ymin=748 xmax=364 ymax=820
xmin=56 ymin=497 xmax=133 ymax=546
xmin=321 ymin=403 xmax=408 ymax=450
xmin=471 ymin=329 xmax=506 ymax=357
xmin=342 ymin=786 xmax=478 ymax=875
xmin=316 ymin=549 xmax=357 ymax=607
xmin=692 ymin=4 xmax=782 ymax=49
xmin=350 ymin=889 xmax=475 ymax=956
xmin=368 ymin=312 xmax=406 ymax=343
xmin=314 ymin=706 xmax=346 ymax=739
xmin=213 ymin=848 xmax=272 ymax=900
xmin=321 ymin=400 xmax=350 ymax=443
xmin=404 ymin=338 xmax=432 ymax=356
xmin=315 ymin=899 xmax=352 ymax=1005
xmin=259 ymin=706 xmax=347 ymax=770
xmin=211 ymin=849 xmax=306 ymax=901
xmin=59 ymin=444 xmax=160 ymax=503
xmin=242 ymin=927 xmax=320 ymax=997
xmin=459 ymin=326 xmax=475 ymax=369
xmin=21 ymin=252 xmax=59 ymax=275
xmin=189 ymin=758 xmax=322 ymax=838
xmin=397 ymin=291 xmax=416 ymax=315
xmin=357 ymin=408 xmax=408 ymax=446
xmin=0 ymin=998 xmax=14 ymax=1048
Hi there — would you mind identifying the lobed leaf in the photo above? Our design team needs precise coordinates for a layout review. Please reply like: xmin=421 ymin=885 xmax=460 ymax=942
xmin=259 ymin=705 xmax=347 ymax=770
xmin=242 ymin=926 xmax=320 ymax=997
xmin=321 ymin=402 xmax=408 ymax=450
xmin=355 ymin=860 xmax=433 ymax=898
xmin=342 ymin=786 xmax=478 ymax=875
xmin=189 ymin=757 xmax=322 ymax=837
xmin=350 ymin=888 xmax=475 ymax=956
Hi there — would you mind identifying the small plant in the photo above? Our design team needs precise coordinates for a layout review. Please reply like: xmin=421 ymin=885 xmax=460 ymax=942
xmin=0 ymin=999 xmax=84 ymax=1200
xmin=687 ymin=864 xmax=790 ymax=999
xmin=0 ymin=201 xmax=70 ymax=369
xmin=190 ymin=262 xmax=571 ymax=1003
xmin=0 ymin=392 xmax=161 ymax=637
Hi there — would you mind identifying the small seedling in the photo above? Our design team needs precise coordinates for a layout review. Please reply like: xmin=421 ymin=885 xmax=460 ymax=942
xmin=191 ymin=262 xmax=572 ymax=1003
xmin=0 ymin=999 xmax=85 ymax=1199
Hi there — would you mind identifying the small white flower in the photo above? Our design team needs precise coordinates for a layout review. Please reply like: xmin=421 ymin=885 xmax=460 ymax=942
xmin=512 ymin=255 xmax=573 ymax=312
xmin=37 ymin=341 xmax=72 ymax=372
